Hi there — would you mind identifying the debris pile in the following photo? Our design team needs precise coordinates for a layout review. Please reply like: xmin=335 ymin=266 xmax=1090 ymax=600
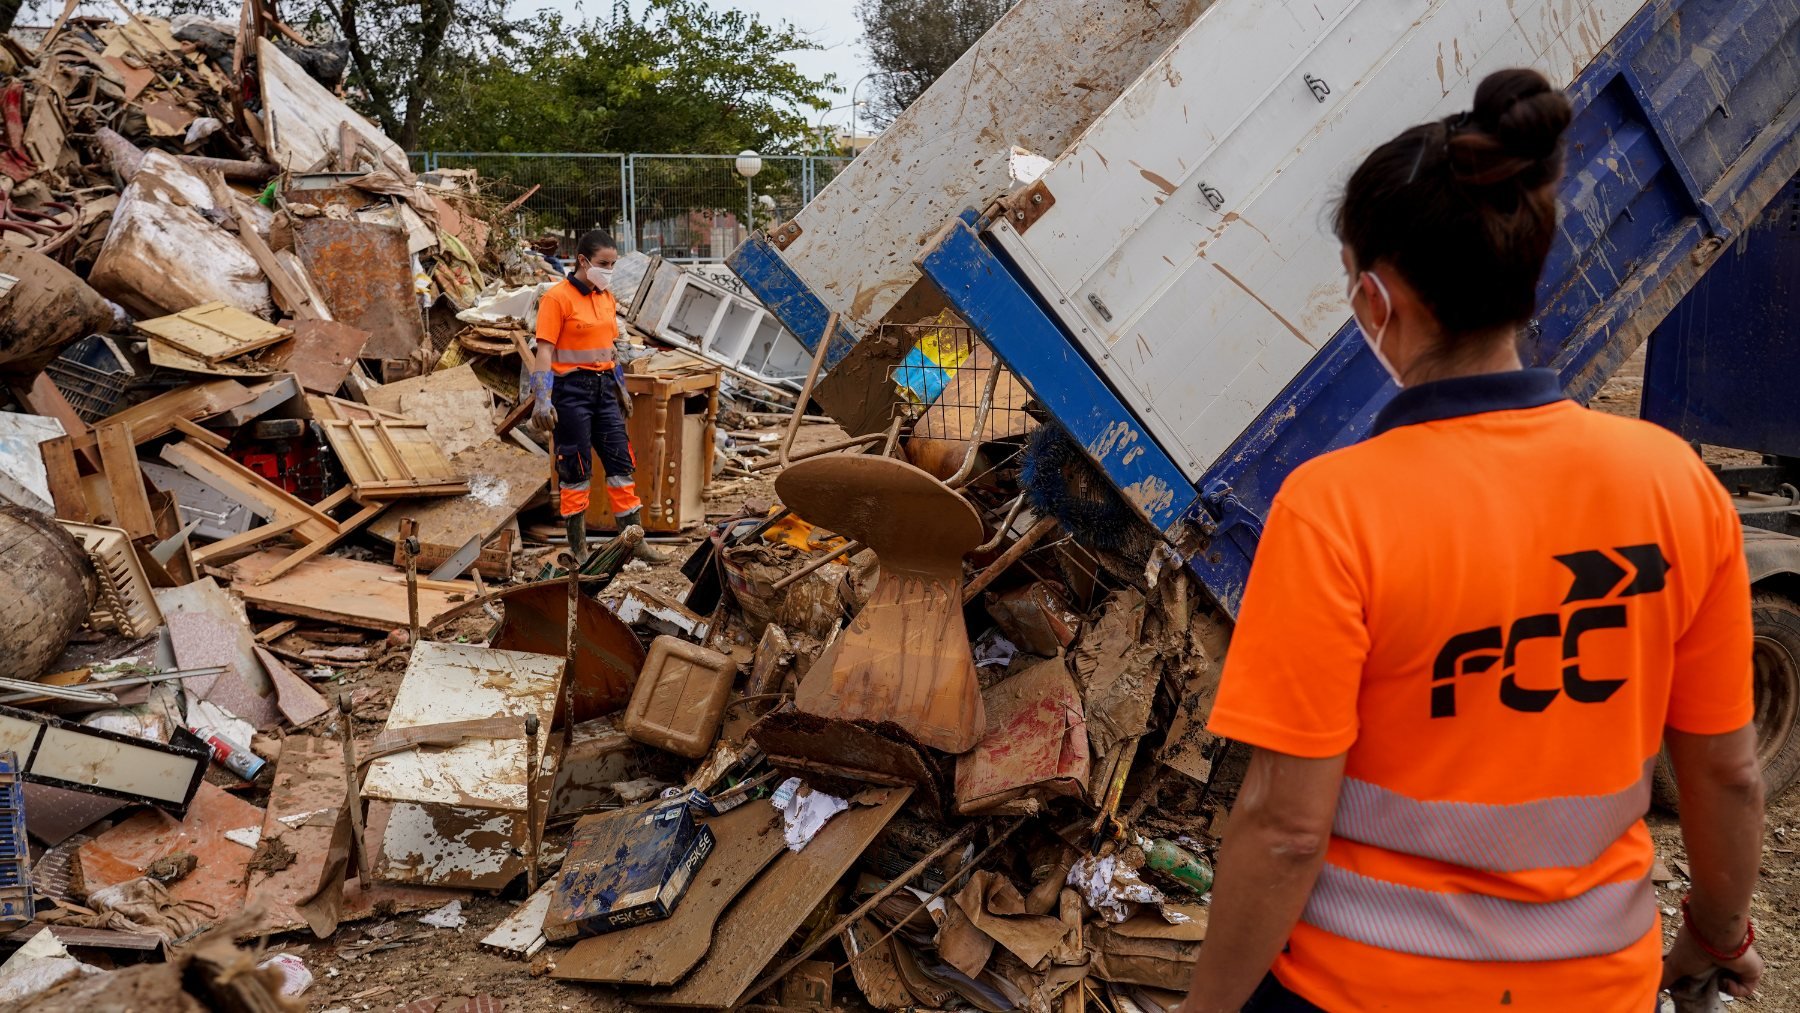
xmin=0 ymin=4 xmax=1233 ymax=1009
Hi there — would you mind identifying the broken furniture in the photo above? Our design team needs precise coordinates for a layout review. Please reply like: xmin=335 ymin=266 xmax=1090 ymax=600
xmin=317 ymin=419 xmax=468 ymax=500
xmin=360 ymin=642 xmax=563 ymax=890
xmin=586 ymin=359 xmax=720 ymax=533
xmin=776 ymin=454 xmax=987 ymax=753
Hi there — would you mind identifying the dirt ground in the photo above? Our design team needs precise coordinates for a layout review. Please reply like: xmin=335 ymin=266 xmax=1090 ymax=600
xmin=292 ymin=366 xmax=1800 ymax=1011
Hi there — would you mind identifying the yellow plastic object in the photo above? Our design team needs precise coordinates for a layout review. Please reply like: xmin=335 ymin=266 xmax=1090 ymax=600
xmin=759 ymin=510 xmax=847 ymax=553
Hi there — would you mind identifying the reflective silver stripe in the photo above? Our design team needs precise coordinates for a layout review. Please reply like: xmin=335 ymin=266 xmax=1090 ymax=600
xmin=552 ymin=346 xmax=616 ymax=364
xmin=1333 ymin=758 xmax=1654 ymax=872
xmin=563 ymin=480 xmax=590 ymax=491
xmin=1302 ymin=865 xmax=1655 ymax=961
xmin=605 ymin=475 xmax=634 ymax=487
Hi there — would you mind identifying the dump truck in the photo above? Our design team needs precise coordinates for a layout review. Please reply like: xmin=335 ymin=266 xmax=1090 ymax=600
xmin=730 ymin=0 xmax=1800 ymax=798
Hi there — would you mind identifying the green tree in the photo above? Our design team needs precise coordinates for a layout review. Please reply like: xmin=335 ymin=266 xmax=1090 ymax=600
xmin=421 ymin=0 xmax=834 ymax=154
xmin=855 ymin=0 xmax=1015 ymax=127
xmin=302 ymin=0 xmax=519 ymax=149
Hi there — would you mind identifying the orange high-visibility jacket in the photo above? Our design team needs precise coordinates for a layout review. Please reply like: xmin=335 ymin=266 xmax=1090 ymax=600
xmin=1208 ymin=369 xmax=1754 ymax=1012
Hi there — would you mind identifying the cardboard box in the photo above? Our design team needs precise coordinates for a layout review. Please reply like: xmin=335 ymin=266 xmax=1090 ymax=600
xmin=545 ymin=794 xmax=717 ymax=940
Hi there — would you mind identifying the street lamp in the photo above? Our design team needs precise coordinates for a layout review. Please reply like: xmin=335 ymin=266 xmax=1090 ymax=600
xmin=815 ymin=101 xmax=865 ymax=153
xmin=735 ymin=149 xmax=763 ymax=231
xmin=850 ymin=71 xmax=903 ymax=156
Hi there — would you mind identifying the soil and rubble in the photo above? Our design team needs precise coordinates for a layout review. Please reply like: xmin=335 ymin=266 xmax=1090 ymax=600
xmin=1 ymin=5 xmax=1798 ymax=1012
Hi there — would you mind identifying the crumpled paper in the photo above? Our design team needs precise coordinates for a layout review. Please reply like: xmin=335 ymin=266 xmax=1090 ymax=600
xmin=418 ymin=899 xmax=466 ymax=929
xmin=1067 ymin=853 xmax=1166 ymax=923
xmin=774 ymin=776 xmax=849 ymax=851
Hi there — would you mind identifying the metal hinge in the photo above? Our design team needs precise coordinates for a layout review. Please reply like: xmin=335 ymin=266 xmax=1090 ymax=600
xmin=996 ymin=180 xmax=1057 ymax=234
xmin=769 ymin=219 xmax=804 ymax=250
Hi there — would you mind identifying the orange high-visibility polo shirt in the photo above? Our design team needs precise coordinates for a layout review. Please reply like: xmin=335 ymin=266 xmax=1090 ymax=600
xmin=1208 ymin=369 xmax=1754 ymax=1012
xmin=536 ymin=276 xmax=619 ymax=374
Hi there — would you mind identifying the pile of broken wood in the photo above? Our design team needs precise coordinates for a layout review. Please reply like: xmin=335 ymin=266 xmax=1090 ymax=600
xmin=0 ymin=7 xmax=1235 ymax=1010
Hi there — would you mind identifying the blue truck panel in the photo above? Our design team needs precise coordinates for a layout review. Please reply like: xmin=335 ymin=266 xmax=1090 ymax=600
xmin=917 ymin=0 xmax=1800 ymax=615
xmin=1643 ymin=174 xmax=1800 ymax=456
xmin=727 ymin=234 xmax=859 ymax=368
xmin=917 ymin=215 xmax=1199 ymax=535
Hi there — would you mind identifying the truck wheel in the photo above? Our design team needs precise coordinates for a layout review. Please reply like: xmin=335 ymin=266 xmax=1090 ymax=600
xmin=1749 ymin=591 xmax=1800 ymax=799
xmin=1652 ymin=590 xmax=1800 ymax=812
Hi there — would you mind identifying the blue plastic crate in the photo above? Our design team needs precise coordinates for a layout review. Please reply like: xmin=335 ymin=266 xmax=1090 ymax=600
xmin=0 ymin=751 xmax=33 ymax=924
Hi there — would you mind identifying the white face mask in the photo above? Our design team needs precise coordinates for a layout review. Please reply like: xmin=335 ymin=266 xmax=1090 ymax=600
xmin=584 ymin=265 xmax=614 ymax=292
xmin=1350 ymin=271 xmax=1402 ymax=386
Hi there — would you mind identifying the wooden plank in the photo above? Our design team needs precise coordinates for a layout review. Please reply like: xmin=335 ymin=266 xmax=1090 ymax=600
xmin=288 ymin=319 xmax=369 ymax=395
xmin=160 ymin=440 xmax=338 ymax=544
xmin=71 ymin=380 xmax=255 ymax=455
xmin=40 ymin=436 xmax=91 ymax=522
xmin=637 ymin=788 xmax=911 ymax=1008
xmin=242 ymin=734 xmax=346 ymax=939
xmin=190 ymin=488 xmax=350 ymax=566
xmin=169 ymin=416 xmax=229 ymax=450
xmin=147 ymin=337 xmax=282 ymax=378
xmin=320 ymin=419 xmax=465 ymax=499
xmin=13 ymin=374 xmax=99 ymax=470
xmin=137 ymin=301 xmax=291 ymax=363
xmin=305 ymin=393 xmax=412 ymax=424
xmin=228 ymin=549 xmax=477 ymax=630
xmin=250 ymin=502 xmax=383 ymax=585
xmin=95 ymin=422 xmax=156 ymax=539
xmin=365 ymin=365 xmax=494 ymax=457
xmin=236 ymin=216 xmax=324 ymax=321
xmin=369 ymin=441 xmax=545 ymax=546
xmin=555 ymin=800 xmax=787 ymax=986
xmin=190 ymin=515 xmax=303 ymax=567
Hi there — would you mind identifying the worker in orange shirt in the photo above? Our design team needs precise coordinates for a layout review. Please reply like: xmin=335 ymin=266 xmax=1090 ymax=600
xmin=529 ymin=229 xmax=658 ymax=562
xmin=1185 ymin=69 xmax=1766 ymax=1011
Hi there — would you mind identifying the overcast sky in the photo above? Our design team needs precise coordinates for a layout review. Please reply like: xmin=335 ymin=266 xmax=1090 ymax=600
xmin=528 ymin=0 xmax=876 ymax=132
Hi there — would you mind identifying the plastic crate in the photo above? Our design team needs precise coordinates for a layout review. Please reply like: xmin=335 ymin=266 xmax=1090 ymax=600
xmin=0 ymin=752 xmax=31 ymax=924
xmin=44 ymin=335 xmax=134 ymax=423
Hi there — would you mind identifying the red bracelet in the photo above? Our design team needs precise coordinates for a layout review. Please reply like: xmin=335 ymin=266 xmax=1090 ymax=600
xmin=1680 ymin=895 xmax=1755 ymax=961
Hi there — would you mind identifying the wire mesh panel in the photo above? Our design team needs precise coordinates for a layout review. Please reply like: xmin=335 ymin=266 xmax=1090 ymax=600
xmin=415 ymin=152 xmax=628 ymax=251
xmin=628 ymin=155 xmax=751 ymax=262
xmin=408 ymin=153 xmax=853 ymax=260
xmin=886 ymin=319 xmax=1035 ymax=445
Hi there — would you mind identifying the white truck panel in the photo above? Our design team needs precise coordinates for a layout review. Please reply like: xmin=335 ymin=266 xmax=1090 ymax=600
xmin=779 ymin=0 xmax=1215 ymax=335
xmin=989 ymin=0 xmax=1640 ymax=478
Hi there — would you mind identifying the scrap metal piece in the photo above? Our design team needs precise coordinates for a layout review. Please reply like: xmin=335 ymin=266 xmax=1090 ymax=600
xmin=490 ymin=581 xmax=645 ymax=722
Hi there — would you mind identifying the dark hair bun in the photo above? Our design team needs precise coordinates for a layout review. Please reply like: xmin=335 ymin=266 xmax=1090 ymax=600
xmin=1471 ymin=68 xmax=1572 ymax=163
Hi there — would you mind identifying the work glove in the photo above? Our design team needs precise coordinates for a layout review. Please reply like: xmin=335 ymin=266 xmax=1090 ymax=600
xmin=612 ymin=363 xmax=633 ymax=419
xmin=529 ymin=370 xmax=557 ymax=436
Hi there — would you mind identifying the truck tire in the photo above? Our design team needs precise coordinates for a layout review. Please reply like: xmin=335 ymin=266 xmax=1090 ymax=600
xmin=1652 ymin=590 xmax=1800 ymax=811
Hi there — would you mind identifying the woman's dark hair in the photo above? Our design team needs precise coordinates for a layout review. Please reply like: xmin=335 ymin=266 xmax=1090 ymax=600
xmin=1335 ymin=68 xmax=1572 ymax=338
xmin=577 ymin=229 xmax=618 ymax=259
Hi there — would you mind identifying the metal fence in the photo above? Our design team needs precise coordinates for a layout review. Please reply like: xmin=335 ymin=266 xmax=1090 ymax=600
xmin=409 ymin=152 xmax=851 ymax=262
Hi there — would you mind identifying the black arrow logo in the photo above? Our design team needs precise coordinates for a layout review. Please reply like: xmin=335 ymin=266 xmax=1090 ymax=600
xmin=1614 ymin=544 xmax=1671 ymax=597
xmin=1556 ymin=550 xmax=1626 ymax=602
xmin=1556 ymin=544 xmax=1671 ymax=602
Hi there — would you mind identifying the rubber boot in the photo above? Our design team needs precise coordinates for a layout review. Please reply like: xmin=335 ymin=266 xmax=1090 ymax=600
xmin=563 ymin=512 xmax=588 ymax=566
xmin=613 ymin=509 xmax=668 ymax=564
